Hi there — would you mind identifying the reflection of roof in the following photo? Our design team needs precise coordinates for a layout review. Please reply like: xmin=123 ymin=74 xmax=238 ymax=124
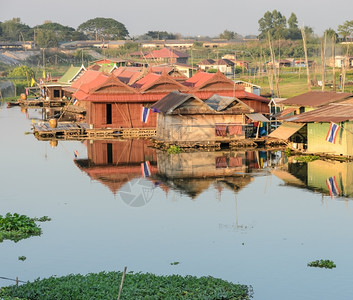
xmin=271 ymin=169 xmax=306 ymax=187
xmin=280 ymin=91 xmax=353 ymax=107
xmin=156 ymin=175 xmax=253 ymax=199
xmin=75 ymin=161 xmax=157 ymax=195
xmin=286 ymin=101 xmax=353 ymax=123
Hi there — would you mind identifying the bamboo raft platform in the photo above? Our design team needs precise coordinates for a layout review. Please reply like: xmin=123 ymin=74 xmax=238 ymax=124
xmin=19 ymin=99 xmax=70 ymax=108
xmin=33 ymin=122 xmax=156 ymax=140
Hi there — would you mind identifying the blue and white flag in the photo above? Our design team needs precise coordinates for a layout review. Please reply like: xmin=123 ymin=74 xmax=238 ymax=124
xmin=326 ymin=122 xmax=340 ymax=143
xmin=141 ymin=106 xmax=150 ymax=123
xmin=141 ymin=161 xmax=151 ymax=178
xmin=326 ymin=176 xmax=340 ymax=198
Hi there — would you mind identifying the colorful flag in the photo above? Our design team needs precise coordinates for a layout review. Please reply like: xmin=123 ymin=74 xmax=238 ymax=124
xmin=326 ymin=176 xmax=340 ymax=198
xmin=73 ymin=99 xmax=78 ymax=106
xmin=30 ymin=78 xmax=36 ymax=87
xmin=74 ymin=150 xmax=79 ymax=158
xmin=141 ymin=106 xmax=150 ymax=123
xmin=326 ymin=122 xmax=340 ymax=143
xmin=141 ymin=161 xmax=151 ymax=178
xmin=42 ymin=70 xmax=46 ymax=79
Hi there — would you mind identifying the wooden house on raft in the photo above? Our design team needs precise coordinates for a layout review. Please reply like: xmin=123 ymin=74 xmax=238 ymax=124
xmin=152 ymin=91 xmax=257 ymax=146
xmin=182 ymin=71 xmax=270 ymax=115
xmin=269 ymin=99 xmax=353 ymax=156
xmin=72 ymin=71 xmax=188 ymax=129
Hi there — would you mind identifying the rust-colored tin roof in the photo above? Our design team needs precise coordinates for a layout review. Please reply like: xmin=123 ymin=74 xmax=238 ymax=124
xmin=280 ymin=91 xmax=353 ymax=107
xmin=285 ymin=102 xmax=353 ymax=123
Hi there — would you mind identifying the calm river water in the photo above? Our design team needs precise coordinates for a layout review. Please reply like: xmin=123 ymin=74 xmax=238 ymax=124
xmin=1 ymin=102 xmax=353 ymax=300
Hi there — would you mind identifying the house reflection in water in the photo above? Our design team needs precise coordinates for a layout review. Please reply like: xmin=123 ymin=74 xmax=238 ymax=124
xmin=155 ymin=150 xmax=280 ymax=198
xmin=272 ymin=159 xmax=353 ymax=198
xmin=75 ymin=139 xmax=283 ymax=201
xmin=75 ymin=139 xmax=157 ymax=200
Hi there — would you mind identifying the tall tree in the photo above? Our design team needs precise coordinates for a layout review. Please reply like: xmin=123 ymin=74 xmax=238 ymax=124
xmin=35 ymin=29 xmax=58 ymax=48
xmin=286 ymin=13 xmax=301 ymax=40
xmin=0 ymin=18 xmax=32 ymax=41
xmin=219 ymin=30 xmax=242 ymax=40
xmin=77 ymin=18 xmax=129 ymax=40
xmin=258 ymin=10 xmax=287 ymax=39
xmin=337 ymin=20 xmax=353 ymax=40
xmin=324 ymin=28 xmax=338 ymax=41
xmin=35 ymin=21 xmax=86 ymax=41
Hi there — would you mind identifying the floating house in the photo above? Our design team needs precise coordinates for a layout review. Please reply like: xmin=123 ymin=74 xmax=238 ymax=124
xmin=73 ymin=71 xmax=187 ymax=129
xmin=269 ymin=99 xmax=353 ymax=156
xmin=152 ymin=91 xmax=260 ymax=146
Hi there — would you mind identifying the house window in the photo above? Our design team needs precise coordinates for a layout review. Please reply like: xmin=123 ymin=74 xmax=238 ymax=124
xmin=53 ymin=89 xmax=60 ymax=98
xmin=107 ymin=143 xmax=113 ymax=164
xmin=106 ymin=104 xmax=112 ymax=124
xmin=299 ymin=107 xmax=305 ymax=114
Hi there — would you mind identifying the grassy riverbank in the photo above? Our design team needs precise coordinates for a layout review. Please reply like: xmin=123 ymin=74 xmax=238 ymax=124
xmin=0 ymin=271 xmax=252 ymax=300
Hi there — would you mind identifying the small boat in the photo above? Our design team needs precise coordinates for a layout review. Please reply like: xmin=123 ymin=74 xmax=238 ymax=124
xmin=7 ymin=101 xmax=21 ymax=107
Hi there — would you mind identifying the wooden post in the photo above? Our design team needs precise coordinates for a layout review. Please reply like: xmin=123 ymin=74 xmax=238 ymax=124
xmin=320 ymin=38 xmax=325 ymax=91
xmin=332 ymin=36 xmax=336 ymax=91
xmin=268 ymin=32 xmax=280 ymax=98
xmin=301 ymin=27 xmax=311 ymax=91
xmin=117 ymin=266 xmax=127 ymax=300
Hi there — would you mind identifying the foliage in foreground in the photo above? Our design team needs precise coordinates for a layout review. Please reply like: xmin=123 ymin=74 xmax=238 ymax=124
xmin=294 ymin=155 xmax=320 ymax=162
xmin=167 ymin=145 xmax=182 ymax=154
xmin=0 ymin=271 xmax=253 ymax=300
xmin=0 ymin=213 xmax=51 ymax=243
xmin=307 ymin=259 xmax=336 ymax=269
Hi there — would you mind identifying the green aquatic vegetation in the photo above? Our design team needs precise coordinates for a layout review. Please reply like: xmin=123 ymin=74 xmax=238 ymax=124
xmin=294 ymin=155 xmax=320 ymax=162
xmin=0 ymin=271 xmax=253 ymax=300
xmin=307 ymin=259 xmax=336 ymax=269
xmin=170 ymin=261 xmax=180 ymax=265
xmin=18 ymin=256 xmax=26 ymax=261
xmin=0 ymin=213 xmax=50 ymax=243
xmin=167 ymin=145 xmax=182 ymax=154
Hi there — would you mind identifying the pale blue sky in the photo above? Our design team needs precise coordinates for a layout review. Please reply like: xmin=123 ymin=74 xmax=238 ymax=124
xmin=0 ymin=0 xmax=352 ymax=37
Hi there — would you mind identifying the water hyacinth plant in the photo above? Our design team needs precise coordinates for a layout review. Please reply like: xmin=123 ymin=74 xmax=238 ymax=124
xmin=0 ymin=213 xmax=51 ymax=243
xmin=0 ymin=271 xmax=253 ymax=300
xmin=307 ymin=259 xmax=336 ymax=269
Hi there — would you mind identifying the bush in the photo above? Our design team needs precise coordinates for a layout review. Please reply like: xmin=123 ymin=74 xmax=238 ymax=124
xmin=167 ymin=145 xmax=182 ymax=154
xmin=0 ymin=271 xmax=253 ymax=300
xmin=8 ymin=66 xmax=35 ymax=79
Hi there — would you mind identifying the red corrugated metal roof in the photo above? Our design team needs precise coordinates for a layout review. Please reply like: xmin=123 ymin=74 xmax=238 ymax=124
xmin=71 ymin=70 xmax=108 ymax=93
xmin=132 ymin=73 xmax=161 ymax=89
xmin=183 ymin=71 xmax=214 ymax=87
xmin=280 ymin=91 xmax=353 ymax=107
xmin=193 ymin=90 xmax=269 ymax=103
xmin=78 ymin=92 xmax=170 ymax=102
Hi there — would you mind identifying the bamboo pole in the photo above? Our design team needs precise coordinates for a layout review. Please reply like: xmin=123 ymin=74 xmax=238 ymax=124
xmin=117 ymin=267 xmax=127 ymax=300
xmin=320 ymin=37 xmax=325 ymax=91
xmin=332 ymin=36 xmax=336 ymax=91
xmin=341 ymin=44 xmax=350 ymax=92
xmin=301 ymin=27 xmax=311 ymax=91
xmin=268 ymin=32 xmax=280 ymax=97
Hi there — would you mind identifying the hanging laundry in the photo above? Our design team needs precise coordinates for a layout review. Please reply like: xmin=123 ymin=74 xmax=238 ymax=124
xmin=215 ymin=125 xmax=227 ymax=136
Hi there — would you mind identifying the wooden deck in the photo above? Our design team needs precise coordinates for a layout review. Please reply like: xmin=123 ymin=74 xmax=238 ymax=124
xmin=33 ymin=122 xmax=156 ymax=140
xmin=20 ymin=99 xmax=69 ymax=108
